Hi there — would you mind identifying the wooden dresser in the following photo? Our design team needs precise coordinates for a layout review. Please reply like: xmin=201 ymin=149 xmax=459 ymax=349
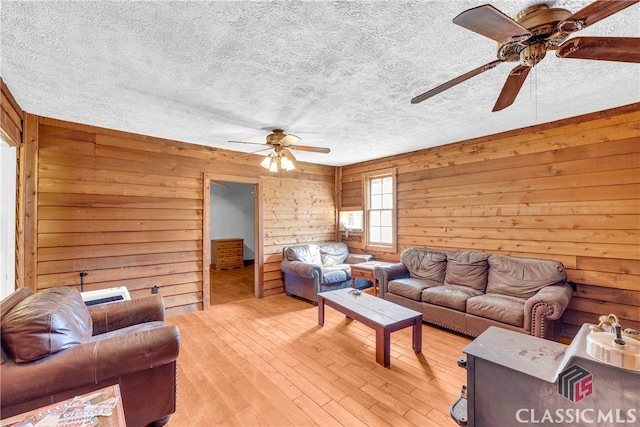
xmin=211 ymin=238 xmax=244 ymax=271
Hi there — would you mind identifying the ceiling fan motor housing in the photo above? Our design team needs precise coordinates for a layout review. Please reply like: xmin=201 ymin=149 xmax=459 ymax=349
xmin=520 ymin=42 xmax=547 ymax=66
xmin=266 ymin=129 xmax=285 ymax=145
xmin=497 ymin=4 xmax=573 ymax=63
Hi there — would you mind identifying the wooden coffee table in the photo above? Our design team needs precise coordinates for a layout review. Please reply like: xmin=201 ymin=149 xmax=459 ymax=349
xmin=318 ymin=287 xmax=422 ymax=367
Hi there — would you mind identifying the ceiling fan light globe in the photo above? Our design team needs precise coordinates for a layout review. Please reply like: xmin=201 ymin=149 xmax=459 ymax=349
xmin=260 ymin=155 xmax=272 ymax=169
xmin=281 ymin=157 xmax=295 ymax=171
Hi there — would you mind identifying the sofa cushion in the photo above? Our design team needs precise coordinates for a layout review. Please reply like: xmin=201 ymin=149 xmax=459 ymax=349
xmin=466 ymin=293 xmax=526 ymax=327
xmin=445 ymin=251 xmax=490 ymax=291
xmin=321 ymin=265 xmax=350 ymax=284
xmin=320 ymin=242 xmax=349 ymax=267
xmin=388 ymin=278 xmax=437 ymax=301
xmin=400 ymin=248 xmax=448 ymax=285
xmin=486 ymin=255 xmax=567 ymax=299
xmin=286 ymin=245 xmax=321 ymax=265
xmin=422 ymin=284 xmax=483 ymax=312
xmin=1 ymin=287 xmax=93 ymax=363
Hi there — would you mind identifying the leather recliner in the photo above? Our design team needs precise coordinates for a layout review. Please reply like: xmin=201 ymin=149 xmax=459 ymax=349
xmin=1 ymin=287 xmax=180 ymax=427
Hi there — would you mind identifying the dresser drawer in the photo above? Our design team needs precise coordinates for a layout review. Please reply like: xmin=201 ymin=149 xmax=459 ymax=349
xmin=211 ymin=238 xmax=244 ymax=271
xmin=216 ymin=240 xmax=242 ymax=249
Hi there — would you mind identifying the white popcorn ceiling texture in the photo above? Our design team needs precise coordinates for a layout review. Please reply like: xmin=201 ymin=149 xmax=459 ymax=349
xmin=1 ymin=1 xmax=638 ymax=166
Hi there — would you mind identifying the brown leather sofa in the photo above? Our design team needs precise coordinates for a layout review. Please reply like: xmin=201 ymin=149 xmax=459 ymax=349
xmin=1 ymin=287 xmax=180 ymax=427
xmin=281 ymin=242 xmax=373 ymax=303
xmin=374 ymin=248 xmax=573 ymax=341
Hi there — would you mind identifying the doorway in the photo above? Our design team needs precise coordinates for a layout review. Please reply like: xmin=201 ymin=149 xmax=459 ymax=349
xmin=204 ymin=174 xmax=263 ymax=307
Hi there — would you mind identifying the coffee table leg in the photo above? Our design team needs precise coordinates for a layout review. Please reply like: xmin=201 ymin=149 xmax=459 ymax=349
xmin=376 ymin=327 xmax=391 ymax=367
xmin=413 ymin=317 xmax=422 ymax=354
xmin=318 ymin=296 xmax=325 ymax=326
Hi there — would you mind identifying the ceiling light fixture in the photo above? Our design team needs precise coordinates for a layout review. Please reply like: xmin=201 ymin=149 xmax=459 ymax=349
xmin=260 ymin=146 xmax=296 ymax=172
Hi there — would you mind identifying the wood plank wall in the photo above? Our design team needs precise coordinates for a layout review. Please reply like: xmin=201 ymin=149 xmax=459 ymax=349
xmin=263 ymin=176 xmax=337 ymax=296
xmin=0 ymin=77 xmax=23 ymax=147
xmin=21 ymin=115 xmax=336 ymax=316
xmin=339 ymin=103 xmax=640 ymax=337
xmin=1 ymin=79 xmax=25 ymax=292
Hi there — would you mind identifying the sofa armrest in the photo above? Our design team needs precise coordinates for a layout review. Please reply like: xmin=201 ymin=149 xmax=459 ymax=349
xmin=525 ymin=284 xmax=573 ymax=338
xmin=89 ymin=295 xmax=165 ymax=335
xmin=280 ymin=259 xmax=322 ymax=279
xmin=374 ymin=263 xmax=410 ymax=297
xmin=1 ymin=324 xmax=180 ymax=407
xmin=345 ymin=253 xmax=374 ymax=264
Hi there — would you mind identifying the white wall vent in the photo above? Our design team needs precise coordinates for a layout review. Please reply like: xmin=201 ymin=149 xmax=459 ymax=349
xmin=81 ymin=286 xmax=131 ymax=306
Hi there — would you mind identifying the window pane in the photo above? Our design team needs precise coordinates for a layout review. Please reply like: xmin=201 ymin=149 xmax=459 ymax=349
xmin=371 ymin=179 xmax=381 ymax=194
xmin=371 ymin=195 xmax=382 ymax=210
xmin=381 ymin=210 xmax=392 ymax=226
xmin=382 ymin=177 xmax=393 ymax=193
xmin=370 ymin=227 xmax=381 ymax=243
xmin=381 ymin=227 xmax=392 ymax=243
xmin=382 ymin=194 xmax=393 ymax=209
xmin=370 ymin=210 xmax=380 ymax=224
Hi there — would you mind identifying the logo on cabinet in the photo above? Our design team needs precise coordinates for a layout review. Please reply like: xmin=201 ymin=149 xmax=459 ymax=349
xmin=558 ymin=364 xmax=593 ymax=402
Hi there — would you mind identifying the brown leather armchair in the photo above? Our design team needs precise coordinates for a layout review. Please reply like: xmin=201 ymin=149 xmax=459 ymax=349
xmin=1 ymin=287 xmax=180 ymax=427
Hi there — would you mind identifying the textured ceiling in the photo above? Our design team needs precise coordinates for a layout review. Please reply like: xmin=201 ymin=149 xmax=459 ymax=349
xmin=1 ymin=1 xmax=639 ymax=166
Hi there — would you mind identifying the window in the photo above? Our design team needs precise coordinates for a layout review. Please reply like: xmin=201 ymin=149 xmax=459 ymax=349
xmin=365 ymin=169 xmax=396 ymax=250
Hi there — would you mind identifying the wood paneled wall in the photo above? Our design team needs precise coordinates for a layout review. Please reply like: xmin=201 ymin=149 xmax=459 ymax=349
xmin=21 ymin=115 xmax=336 ymax=316
xmin=1 ymin=79 xmax=24 ymax=291
xmin=339 ymin=103 xmax=640 ymax=336
xmin=1 ymin=78 xmax=23 ymax=147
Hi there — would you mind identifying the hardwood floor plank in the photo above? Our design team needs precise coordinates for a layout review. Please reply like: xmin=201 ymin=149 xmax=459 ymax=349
xmin=369 ymin=401 xmax=417 ymax=426
xmin=337 ymin=396 xmax=391 ymax=427
xmin=360 ymin=383 xmax=412 ymax=417
xmin=268 ymin=357 xmax=333 ymax=407
xmin=166 ymin=266 xmax=470 ymax=427
xmin=330 ymin=377 xmax=377 ymax=409
xmin=322 ymin=400 xmax=369 ymax=427
xmin=292 ymin=394 xmax=342 ymax=427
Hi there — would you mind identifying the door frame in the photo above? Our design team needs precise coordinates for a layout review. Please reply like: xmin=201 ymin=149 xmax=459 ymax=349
xmin=204 ymin=173 xmax=264 ymax=309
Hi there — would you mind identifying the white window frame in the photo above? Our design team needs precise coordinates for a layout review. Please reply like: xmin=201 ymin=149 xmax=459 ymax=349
xmin=363 ymin=168 xmax=397 ymax=253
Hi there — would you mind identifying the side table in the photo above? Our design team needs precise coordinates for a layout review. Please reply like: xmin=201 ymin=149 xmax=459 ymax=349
xmin=1 ymin=384 xmax=125 ymax=427
xmin=350 ymin=261 xmax=394 ymax=297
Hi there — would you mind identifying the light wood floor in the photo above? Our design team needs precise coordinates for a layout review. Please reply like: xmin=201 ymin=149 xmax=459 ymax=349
xmin=166 ymin=266 xmax=472 ymax=427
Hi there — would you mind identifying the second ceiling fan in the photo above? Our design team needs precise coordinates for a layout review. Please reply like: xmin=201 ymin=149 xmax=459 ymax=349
xmin=411 ymin=1 xmax=640 ymax=111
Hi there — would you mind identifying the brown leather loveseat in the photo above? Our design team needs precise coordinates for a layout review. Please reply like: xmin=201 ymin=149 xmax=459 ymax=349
xmin=1 ymin=287 xmax=180 ymax=427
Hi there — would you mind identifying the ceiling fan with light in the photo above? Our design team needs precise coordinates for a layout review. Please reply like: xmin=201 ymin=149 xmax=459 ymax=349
xmin=229 ymin=129 xmax=330 ymax=172
xmin=411 ymin=1 xmax=640 ymax=111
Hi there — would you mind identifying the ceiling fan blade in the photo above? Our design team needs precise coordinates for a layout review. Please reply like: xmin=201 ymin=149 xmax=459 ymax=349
xmin=492 ymin=65 xmax=531 ymax=112
xmin=453 ymin=4 xmax=531 ymax=44
xmin=411 ymin=60 xmax=502 ymax=104
xmin=250 ymin=147 xmax=273 ymax=155
xmin=228 ymin=140 xmax=267 ymax=147
xmin=281 ymin=148 xmax=296 ymax=161
xmin=279 ymin=134 xmax=301 ymax=146
xmin=291 ymin=145 xmax=330 ymax=154
xmin=558 ymin=1 xmax=639 ymax=32
xmin=556 ymin=37 xmax=640 ymax=63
